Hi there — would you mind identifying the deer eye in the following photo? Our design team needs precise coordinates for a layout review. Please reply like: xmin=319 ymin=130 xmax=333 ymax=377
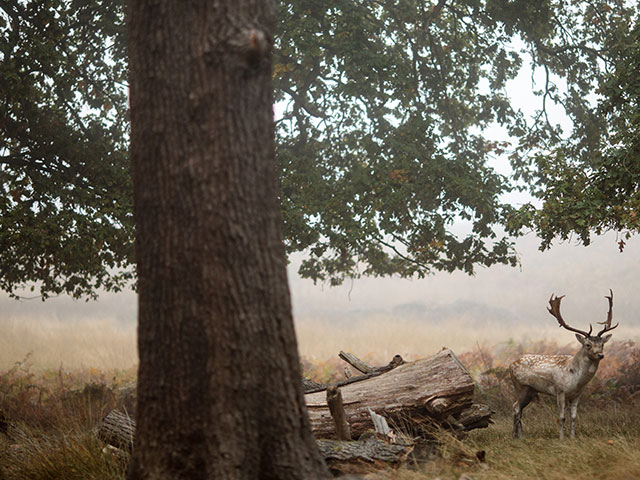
xmin=585 ymin=344 xmax=591 ymax=349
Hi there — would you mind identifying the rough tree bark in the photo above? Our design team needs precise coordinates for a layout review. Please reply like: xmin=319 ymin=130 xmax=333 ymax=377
xmin=126 ymin=1 xmax=329 ymax=479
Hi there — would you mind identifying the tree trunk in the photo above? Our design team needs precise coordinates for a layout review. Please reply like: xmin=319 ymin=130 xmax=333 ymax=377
xmin=126 ymin=2 xmax=329 ymax=479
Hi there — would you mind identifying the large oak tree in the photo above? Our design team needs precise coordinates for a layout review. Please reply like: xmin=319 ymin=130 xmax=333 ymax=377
xmin=127 ymin=1 xmax=328 ymax=478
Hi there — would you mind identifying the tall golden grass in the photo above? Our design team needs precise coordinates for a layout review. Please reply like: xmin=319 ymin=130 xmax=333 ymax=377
xmin=0 ymin=319 xmax=137 ymax=372
xmin=1 ymin=314 xmax=639 ymax=373
xmin=294 ymin=314 xmax=640 ymax=367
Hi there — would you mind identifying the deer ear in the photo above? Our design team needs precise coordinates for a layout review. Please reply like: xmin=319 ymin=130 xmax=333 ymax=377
xmin=575 ymin=334 xmax=586 ymax=344
xmin=601 ymin=334 xmax=612 ymax=344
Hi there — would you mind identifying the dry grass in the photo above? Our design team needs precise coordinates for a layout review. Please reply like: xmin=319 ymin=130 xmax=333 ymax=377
xmin=0 ymin=319 xmax=137 ymax=372
xmin=0 ymin=356 xmax=135 ymax=480
xmin=0 ymin=428 xmax=128 ymax=480
xmin=294 ymin=315 xmax=640 ymax=367
xmin=381 ymin=403 xmax=640 ymax=480
xmin=0 ymin=331 xmax=638 ymax=479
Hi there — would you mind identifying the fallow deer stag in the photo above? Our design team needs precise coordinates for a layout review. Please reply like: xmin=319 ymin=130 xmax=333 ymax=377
xmin=510 ymin=290 xmax=618 ymax=439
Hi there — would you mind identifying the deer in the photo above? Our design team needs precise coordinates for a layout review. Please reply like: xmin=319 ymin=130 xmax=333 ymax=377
xmin=510 ymin=290 xmax=618 ymax=439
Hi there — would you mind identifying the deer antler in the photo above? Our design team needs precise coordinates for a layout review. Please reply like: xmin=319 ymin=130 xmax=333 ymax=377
xmin=547 ymin=294 xmax=592 ymax=337
xmin=597 ymin=289 xmax=618 ymax=336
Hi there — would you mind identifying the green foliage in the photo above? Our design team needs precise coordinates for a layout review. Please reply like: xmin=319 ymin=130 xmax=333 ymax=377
xmin=506 ymin=2 xmax=640 ymax=250
xmin=3 ymin=1 xmax=638 ymax=297
xmin=0 ymin=0 xmax=133 ymax=299
xmin=274 ymin=0 xmax=540 ymax=284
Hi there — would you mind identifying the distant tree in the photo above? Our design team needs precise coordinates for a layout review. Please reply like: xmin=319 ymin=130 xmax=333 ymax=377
xmin=127 ymin=1 xmax=329 ymax=478
xmin=3 ymin=0 xmax=638 ymax=299
xmin=0 ymin=0 xmax=133 ymax=299
xmin=506 ymin=5 xmax=640 ymax=251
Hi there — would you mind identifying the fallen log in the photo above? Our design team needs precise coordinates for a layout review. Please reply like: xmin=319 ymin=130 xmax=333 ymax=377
xmin=306 ymin=348 xmax=490 ymax=439
xmin=456 ymin=403 xmax=494 ymax=431
xmin=97 ymin=410 xmax=135 ymax=451
xmin=317 ymin=435 xmax=414 ymax=476
xmin=95 ymin=408 xmax=412 ymax=475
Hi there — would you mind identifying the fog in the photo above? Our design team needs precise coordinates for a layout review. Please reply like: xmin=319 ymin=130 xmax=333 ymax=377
xmin=0 ymin=231 xmax=638 ymax=368
xmin=293 ymin=232 xmax=640 ymax=360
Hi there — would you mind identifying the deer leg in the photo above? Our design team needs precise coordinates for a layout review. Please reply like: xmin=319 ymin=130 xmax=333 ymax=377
xmin=557 ymin=392 xmax=566 ymax=439
xmin=569 ymin=397 xmax=580 ymax=438
xmin=512 ymin=400 xmax=521 ymax=439
xmin=513 ymin=386 xmax=535 ymax=439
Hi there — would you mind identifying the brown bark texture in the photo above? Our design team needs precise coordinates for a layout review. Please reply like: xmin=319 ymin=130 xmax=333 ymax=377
xmin=126 ymin=1 xmax=329 ymax=479
xmin=306 ymin=349 xmax=481 ymax=439
xmin=317 ymin=436 xmax=414 ymax=475
xmin=98 ymin=410 xmax=135 ymax=452
xmin=326 ymin=386 xmax=352 ymax=441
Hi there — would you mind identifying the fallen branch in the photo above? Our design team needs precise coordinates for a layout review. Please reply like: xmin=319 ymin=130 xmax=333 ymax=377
xmin=304 ymin=353 xmax=406 ymax=394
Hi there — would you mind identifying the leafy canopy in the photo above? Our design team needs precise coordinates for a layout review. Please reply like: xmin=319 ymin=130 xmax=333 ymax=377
xmin=505 ymin=2 xmax=640 ymax=251
xmin=275 ymin=0 xmax=527 ymax=285
xmin=1 ymin=0 xmax=637 ymax=298
xmin=0 ymin=0 xmax=132 ymax=298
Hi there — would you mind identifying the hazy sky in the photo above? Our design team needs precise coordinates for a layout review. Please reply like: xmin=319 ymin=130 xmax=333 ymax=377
xmin=1 ymin=230 xmax=637 ymax=363
xmin=292 ymin=232 xmax=639 ymax=323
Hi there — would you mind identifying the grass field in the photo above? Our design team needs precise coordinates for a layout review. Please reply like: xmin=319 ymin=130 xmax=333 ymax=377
xmin=391 ymin=405 xmax=640 ymax=480
xmin=0 ymin=325 xmax=638 ymax=479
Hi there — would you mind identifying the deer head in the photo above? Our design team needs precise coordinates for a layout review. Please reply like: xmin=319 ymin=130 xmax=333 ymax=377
xmin=547 ymin=289 xmax=618 ymax=361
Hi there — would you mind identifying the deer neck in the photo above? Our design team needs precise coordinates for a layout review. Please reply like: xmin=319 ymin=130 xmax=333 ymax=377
xmin=570 ymin=347 xmax=600 ymax=381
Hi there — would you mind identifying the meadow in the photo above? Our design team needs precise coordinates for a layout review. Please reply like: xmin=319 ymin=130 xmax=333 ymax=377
xmin=0 ymin=318 xmax=638 ymax=479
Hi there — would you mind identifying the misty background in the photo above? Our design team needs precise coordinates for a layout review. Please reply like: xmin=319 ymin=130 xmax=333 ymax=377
xmin=1 ymin=230 xmax=637 ymax=368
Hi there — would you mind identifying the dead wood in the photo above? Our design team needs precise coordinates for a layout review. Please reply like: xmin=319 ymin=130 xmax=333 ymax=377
xmin=97 ymin=409 xmax=135 ymax=451
xmin=303 ymin=378 xmax=326 ymax=393
xmin=327 ymin=386 xmax=351 ymax=440
xmin=96 ymin=408 xmax=412 ymax=475
xmin=306 ymin=348 xmax=489 ymax=439
xmin=317 ymin=435 xmax=414 ymax=476
xmin=338 ymin=352 xmax=404 ymax=375
xmin=95 ymin=347 xmax=491 ymax=474
xmin=456 ymin=403 xmax=494 ymax=431
xmin=304 ymin=353 xmax=406 ymax=394
xmin=338 ymin=351 xmax=375 ymax=374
